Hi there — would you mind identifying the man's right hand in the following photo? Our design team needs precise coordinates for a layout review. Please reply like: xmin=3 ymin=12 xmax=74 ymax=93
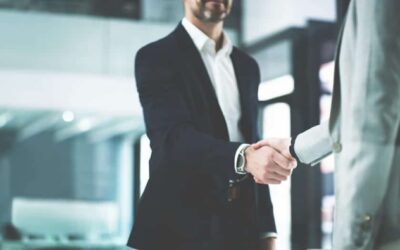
xmin=245 ymin=146 xmax=296 ymax=185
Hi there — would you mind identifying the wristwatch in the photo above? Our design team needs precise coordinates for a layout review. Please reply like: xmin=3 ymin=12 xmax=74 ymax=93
xmin=235 ymin=144 xmax=250 ymax=175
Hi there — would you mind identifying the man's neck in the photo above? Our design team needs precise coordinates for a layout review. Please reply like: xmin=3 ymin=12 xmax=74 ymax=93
xmin=185 ymin=15 xmax=224 ymax=51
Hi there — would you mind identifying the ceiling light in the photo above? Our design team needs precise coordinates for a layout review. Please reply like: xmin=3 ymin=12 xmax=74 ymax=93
xmin=62 ymin=111 xmax=75 ymax=122
xmin=0 ymin=113 xmax=12 ymax=128
xmin=77 ymin=119 xmax=92 ymax=131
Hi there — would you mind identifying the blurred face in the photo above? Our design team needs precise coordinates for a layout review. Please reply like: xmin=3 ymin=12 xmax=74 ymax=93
xmin=185 ymin=0 xmax=233 ymax=23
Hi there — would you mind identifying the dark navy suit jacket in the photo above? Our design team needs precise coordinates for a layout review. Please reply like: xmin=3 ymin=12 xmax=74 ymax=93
xmin=127 ymin=23 xmax=276 ymax=250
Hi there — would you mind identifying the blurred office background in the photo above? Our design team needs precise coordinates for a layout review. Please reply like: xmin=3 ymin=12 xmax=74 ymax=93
xmin=0 ymin=0 xmax=348 ymax=249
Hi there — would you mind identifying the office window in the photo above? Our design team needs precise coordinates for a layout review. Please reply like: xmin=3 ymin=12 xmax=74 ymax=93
xmin=258 ymin=74 xmax=294 ymax=101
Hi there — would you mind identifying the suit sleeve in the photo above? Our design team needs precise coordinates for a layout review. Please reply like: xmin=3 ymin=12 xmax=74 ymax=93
xmin=135 ymin=47 xmax=241 ymax=180
xmin=256 ymin=184 xmax=277 ymax=235
xmin=332 ymin=1 xmax=400 ymax=248
xmin=293 ymin=122 xmax=333 ymax=166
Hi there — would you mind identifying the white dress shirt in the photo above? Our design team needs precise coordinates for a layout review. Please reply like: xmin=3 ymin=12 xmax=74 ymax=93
xmin=182 ymin=18 xmax=244 ymax=143
xmin=181 ymin=18 xmax=277 ymax=240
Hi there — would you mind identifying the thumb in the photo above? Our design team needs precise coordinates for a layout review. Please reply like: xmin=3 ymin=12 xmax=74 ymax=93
xmin=251 ymin=143 xmax=263 ymax=149
xmin=252 ymin=139 xmax=272 ymax=149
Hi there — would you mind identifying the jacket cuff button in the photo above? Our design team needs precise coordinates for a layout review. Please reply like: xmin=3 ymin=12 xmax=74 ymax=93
xmin=332 ymin=142 xmax=342 ymax=153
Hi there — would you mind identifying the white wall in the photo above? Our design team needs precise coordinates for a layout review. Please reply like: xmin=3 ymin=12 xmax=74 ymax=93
xmin=0 ymin=1 xmax=336 ymax=115
xmin=0 ymin=70 xmax=140 ymax=115
xmin=0 ymin=10 xmax=175 ymax=76
xmin=0 ymin=10 xmax=239 ymax=115
xmin=243 ymin=0 xmax=336 ymax=44
xmin=142 ymin=0 xmax=184 ymax=23
xmin=0 ymin=10 xmax=175 ymax=115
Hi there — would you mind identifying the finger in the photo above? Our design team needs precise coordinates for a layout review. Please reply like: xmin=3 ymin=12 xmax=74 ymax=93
xmin=264 ymin=178 xmax=281 ymax=185
xmin=254 ymin=176 xmax=263 ymax=184
xmin=257 ymin=174 xmax=283 ymax=185
xmin=255 ymin=177 xmax=280 ymax=185
xmin=270 ymin=149 xmax=295 ymax=169
xmin=251 ymin=143 xmax=263 ymax=150
xmin=291 ymin=160 xmax=298 ymax=169
xmin=266 ymin=170 xmax=288 ymax=181
xmin=270 ymin=163 xmax=292 ymax=177
xmin=281 ymin=151 xmax=295 ymax=161
xmin=277 ymin=157 xmax=297 ymax=169
xmin=267 ymin=138 xmax=293 ymax=160
xmin=253 ymin=140 xmax=271 ymax=149
xmin=286 ymin=159 xmax=297 ymax=169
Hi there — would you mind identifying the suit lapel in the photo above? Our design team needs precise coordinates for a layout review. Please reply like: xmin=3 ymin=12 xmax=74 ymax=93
xmin=231 ymin=49 xmax=252 ymax=142
xmin=329 ymin=14 xmax=348 ymax=139
xmin=174 ymin=24 xmax=230 ymax=140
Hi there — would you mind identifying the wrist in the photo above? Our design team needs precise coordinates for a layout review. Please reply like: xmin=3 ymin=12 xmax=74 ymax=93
xmin=244 ymin=146 xmax=255 ymax=173
xmin=234 ymin=144 xmax=251 ymax=175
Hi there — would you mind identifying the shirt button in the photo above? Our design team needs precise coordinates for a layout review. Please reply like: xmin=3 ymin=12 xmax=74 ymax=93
xmin=332 ymin=142 xmax=342 ymax=153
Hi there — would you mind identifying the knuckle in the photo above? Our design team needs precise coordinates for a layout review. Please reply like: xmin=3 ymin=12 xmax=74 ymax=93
xmin=270 ymin=152 xmax=276 ymax=161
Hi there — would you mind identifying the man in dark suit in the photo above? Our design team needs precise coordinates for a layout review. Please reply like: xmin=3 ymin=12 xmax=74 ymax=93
xmin=127 ymin=0 xmax=296 ymax=249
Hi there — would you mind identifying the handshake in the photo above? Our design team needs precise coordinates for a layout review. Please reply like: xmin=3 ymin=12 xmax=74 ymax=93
xmin=244 ymin=138 xmax=297 ymax=185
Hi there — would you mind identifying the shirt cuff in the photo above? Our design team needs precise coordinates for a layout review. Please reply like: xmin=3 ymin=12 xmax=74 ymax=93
xmin=289 ymin=135 xmax=301 ymax=163
xmin=234 ymin=143 xmax=250 ymax=175
xmin=259 ymin=232 xmax=278 ymax=239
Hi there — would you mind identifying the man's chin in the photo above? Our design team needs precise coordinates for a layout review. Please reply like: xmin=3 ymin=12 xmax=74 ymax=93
xmin=205 ymin=2 xmax=226 ymax=12
xmin=203 ymin=11 xmax=227 ymax=22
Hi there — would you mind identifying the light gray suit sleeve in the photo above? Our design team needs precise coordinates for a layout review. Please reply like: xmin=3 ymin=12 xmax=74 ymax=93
xmin=294 ymin=121 xmax=332 ymax=166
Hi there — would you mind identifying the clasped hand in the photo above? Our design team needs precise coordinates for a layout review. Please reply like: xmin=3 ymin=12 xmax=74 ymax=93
xmin=245 ymin=138 xmax=297 ymax=185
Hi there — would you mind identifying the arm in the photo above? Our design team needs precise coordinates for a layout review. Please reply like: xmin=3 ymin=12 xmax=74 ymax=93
xmin=135 ymin=47 xmax=241 ymax=180
xmin=136 ymin=48 xmax=294 ymax=183
xmin=252 ymin=122 xmax=332 ymax=167
xmin=293 ymin=121 xmax=332 ymax=166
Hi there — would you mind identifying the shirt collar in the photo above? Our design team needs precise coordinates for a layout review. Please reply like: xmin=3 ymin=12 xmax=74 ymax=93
xmin=181 ymin=18 xmax=233 ymax=56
